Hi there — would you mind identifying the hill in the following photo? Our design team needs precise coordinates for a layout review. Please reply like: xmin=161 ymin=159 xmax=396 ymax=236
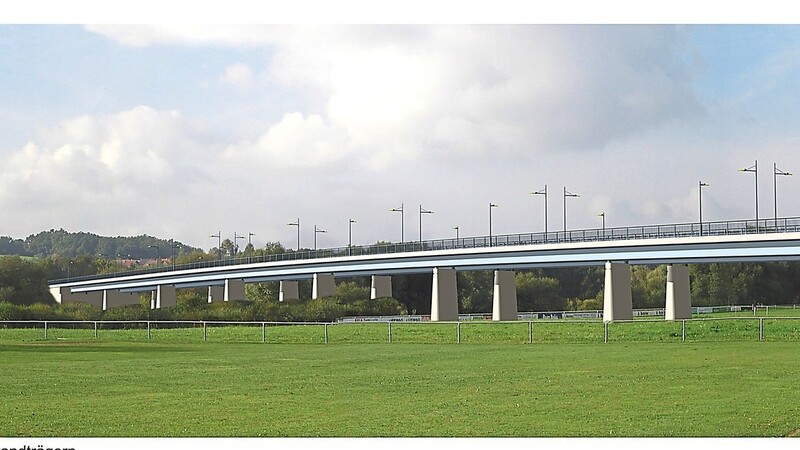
xmin=0 ymin=229 xmax=200 ymax=259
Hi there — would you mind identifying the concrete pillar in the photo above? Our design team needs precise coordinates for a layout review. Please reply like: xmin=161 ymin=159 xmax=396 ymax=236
xmin=279 ymin=280 xmax=299 ymax=302
xmin=370 ymin=275 xmax=393 ymax=299
xmin=49 ymin=286 xmax=69 ymax=304
xmin=312 ymin=273 xmax=336 ymax=299
xmin=224 ymin=279 xmax=246 ymax=302
xmin=155 ymin=285 xmax=177 ymax=309
xmin=665 ymin=264 xmax=692 ymax=320
xmin=150 ymin=291 xmax=156 ymax=309
xmin=603 ymin=262 xmax=633 ymax=322
xmin=431 ymin=267 xmax=458 ymax=321
xmin=492 ymin=270 xmax=518 ymax=321
xmin=102 ymin=290 xmax=140 ymax=310
xmin=207 ymin=285 xmax=224 ymax=303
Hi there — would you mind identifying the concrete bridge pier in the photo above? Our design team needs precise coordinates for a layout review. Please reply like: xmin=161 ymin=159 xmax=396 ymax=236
xmin=431 ymin=267 xmax=458 ymax=321
xmin=665 ymin=264 xmax=692 ymax=320
xmin=603 ymin=262 xmax=633 ymax=322
xmin=207 ymin=286 xmax=224 ymax=303
xmin=370 ymin=275 xmax=392 ymax=299
xmin=154 ymin=285 xmax=176 ymax=309
xmin=224 ymin=279 xmax=246 ymax=302
xmin=279 ymin=280 xmax=299 ymax=302
xmin=102 ymin=290 xmax=139 ymax=310
xmin=492 ymin=270 xmax=518 ymax=321
xmin=50 ymin=286 xmax=104 ymax=308
xmin=312 ymin=273 xmax=336 ymax=299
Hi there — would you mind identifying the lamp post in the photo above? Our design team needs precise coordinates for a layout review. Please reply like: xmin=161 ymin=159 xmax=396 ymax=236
xmin=531 ymin=185 xmax=548 ymax=238
xmin=234 ymin=233 xmax=245 ymax=256
xmin=287 ymin=219 xmax=300 ymax=250
xmin=739 ymin=160 xmax=758 ymax=231
xmin=390 ymin=203 xmax=404 ymax=243
xmin=171 ymin=241 xmax=181 ymax=270
xmin=348 ymin=219 xmax=357 ymax=256
xmin=774 ymin=163 xmax=792 ymax=226
xmin=489 ymin=203 xmax=498 ymax=247
xmin=598 ymin=212 xmax=605 ymax=236
xmin=563 ymin=187 xmax=579 ymax=233
xmin=210 ymin=232 xmax=221 ymax=260
xmin=699 ymin=181 xmax=709 ymax=236
xmin=419 ymin=205 xmax=433 ymax=241
xmin=314 ymin=225 xmax=326 ymax=250
xmin=453 ymin=226 xmax=459 ymax=240
xmin=148 ymin=245 xmax=160 ymax=268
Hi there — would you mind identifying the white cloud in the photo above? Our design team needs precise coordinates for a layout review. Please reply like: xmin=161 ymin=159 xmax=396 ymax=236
xmin=220 ymin=63 xmax=255 ymax=88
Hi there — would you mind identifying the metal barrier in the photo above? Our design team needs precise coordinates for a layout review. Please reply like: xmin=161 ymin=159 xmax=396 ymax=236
xmin=2 ymin=316 xmax=798 ymax=344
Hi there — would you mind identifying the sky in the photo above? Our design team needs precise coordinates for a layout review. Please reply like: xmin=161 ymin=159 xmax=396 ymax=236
xmin=3 ymin=4 xmax=800 ymax=252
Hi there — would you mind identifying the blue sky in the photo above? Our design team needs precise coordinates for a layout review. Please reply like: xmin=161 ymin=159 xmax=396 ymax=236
xmin=2 ymin=20 xmax=800 ymax=251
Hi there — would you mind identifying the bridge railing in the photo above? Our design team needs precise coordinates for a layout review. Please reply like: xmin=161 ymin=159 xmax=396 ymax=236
xmin=50 ymin=216 xmax=800 ymax=284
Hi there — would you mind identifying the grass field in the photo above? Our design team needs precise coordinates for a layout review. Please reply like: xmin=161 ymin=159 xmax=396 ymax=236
xmin=1 ymin=327 xmax=799 ymax=437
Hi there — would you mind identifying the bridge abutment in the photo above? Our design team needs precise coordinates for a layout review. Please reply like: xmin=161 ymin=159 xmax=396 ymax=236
xmin=431 ymin=267 xmax=458 ymax=321
xmin=603 ymin=262 xmax=633 ymax=322
xmin=665 ymin=264 xmax=692 ymax=320
xmin=370 ymin=275 xmax=392 ymax=299
xmin=492 ymin=270 xmax=518 ymax=321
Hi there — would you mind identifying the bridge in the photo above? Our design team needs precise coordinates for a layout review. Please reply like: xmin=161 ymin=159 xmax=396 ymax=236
xmin=48 ymin=217 xmax=800 ymax=322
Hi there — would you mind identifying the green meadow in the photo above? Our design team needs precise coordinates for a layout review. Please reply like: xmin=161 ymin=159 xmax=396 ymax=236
xmin=1 ymin=316 xmax=799 ymax=437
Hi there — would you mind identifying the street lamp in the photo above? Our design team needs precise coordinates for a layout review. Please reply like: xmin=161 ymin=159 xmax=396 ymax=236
xmin=598 ymin=212 xmax=605 ymax=236
xmin=314 ymin=225 xmax=326 ymax=250
xmin=419 ymin=205 xmax=433 ymax=241
xmin=234 ymin=232 xmax=246 ymax=256
xmin=171 ymin=241 xmax=181 ymax=270
xmin=563 ymin=187 xmax=579 ymax=233
xmin=210 ymin=232 xmax=221 ymax=260
xmin=699 ymin=181 xmax=709 ymax=236
xmin=287 ymin=219 xmax=300 ymax=250
xmin=531 ymin=185 xmax=548 ymax=238
xmin=774 ymin=163 xmax=792 ymax=226
xmin=390 ymin=203 xmax=404 ymax=243
xmin=148 ymin=245 xmax=159 ymax=267
xmin=348 ymin=219 xmax=357 ymax=255
xmin=739 ymin=160 xmax=758 ymax=231
xmin=489 ymin=203 xmax=498 ymax=247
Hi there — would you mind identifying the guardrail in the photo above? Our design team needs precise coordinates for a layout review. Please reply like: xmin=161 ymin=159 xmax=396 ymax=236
xmin=50 ymin=216 xmax=800 ymax=285
xmin=2 ymin=316 xmax=798 ymax=344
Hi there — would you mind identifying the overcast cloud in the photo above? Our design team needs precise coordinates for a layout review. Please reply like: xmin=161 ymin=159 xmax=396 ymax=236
xmin=2 ymin=24 xmax=800 ymax=251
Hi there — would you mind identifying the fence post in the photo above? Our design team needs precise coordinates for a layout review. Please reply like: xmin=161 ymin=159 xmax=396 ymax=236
xmin=528 ymin=321 xmax=533 ymax=344
xmin=44 ymin=321 xmax=48 ymax=340
xmin=324 ymin=324 xmax=328 ymax=344
xmin=457 ymin=322 xmax=461 ymax=344
xmin=94 ymin=321 xmax=98 ymax=339
xmin=262 ymin=322 xmax=266 ymax=343
xmin=388 ymin=321 xmax=392 ymax=343
xmin=147 ymin=321 xmax=151 ymax=340
xmin=203 ymin=322 xmax=207 ymax=342
xmin=681 ymin=319 xmax=686 ymax=342
xmin=603 ymin=321 xmax=608 ymax=343
xmin=759 ymin=318 xmax=764 ymax=342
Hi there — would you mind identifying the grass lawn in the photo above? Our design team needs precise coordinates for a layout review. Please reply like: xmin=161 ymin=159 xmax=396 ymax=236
xmin=1 ymin=339 xmax=798 ymax=437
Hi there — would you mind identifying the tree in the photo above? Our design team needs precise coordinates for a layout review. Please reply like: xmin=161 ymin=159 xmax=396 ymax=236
xmin=516 ymin=271 xmax=564 ymax=312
